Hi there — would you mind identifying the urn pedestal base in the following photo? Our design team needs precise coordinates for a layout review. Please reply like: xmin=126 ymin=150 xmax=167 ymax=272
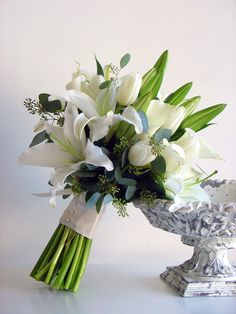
xmin=161 ymin=267 xmax=236 ymax=297
xmin=160 ymin=236 xmax=236 ymax=297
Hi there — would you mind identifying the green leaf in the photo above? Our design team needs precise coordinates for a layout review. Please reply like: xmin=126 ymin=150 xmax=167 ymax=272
xmin=29 ymin=130 xmax=48 ymax=147
xmin=96 ymin=195 xmax=104 ymax=213
xmin=95 ymin=55 xmax=104 ymax=76
xmin=151 ymin=156 xmax=166 ymax=175
xmin=154 ymin=50 xmax=168 ymax=73
xmin=73 ymin=170 xmax=96 ymax=178
xmin=141 ymin=68 xmax=157 ymax=88
xmin=140 ymin=71 xmax=163 ymax=98
xmin=154 ymin=128 xmax=172 ymax=143
xmin=118 ymin=177 xmax=137 ymax=186
xmin=120 ymin=53 xmax=131 ymax=69
xmin=180 ymin=104 xmax=226 ymax=132
xmin=125 ymin=186 xmax=137 ymax=201
xmin=181 ymin=96 xmax=201 ymax=118
xmin=165 ymin=82 xmax=193 ymax=105
xmin=86 ymin=192 xmax=101 ymax=208
xmin=121 ymin=148 xmax=129 ymax=168
xmin=38 ymin=93 xmax=61 ymax=113
xmin=138 ymin=111 xmax=149 ymax=133
xmin=99 ymin=80 xmax=112 ymax=89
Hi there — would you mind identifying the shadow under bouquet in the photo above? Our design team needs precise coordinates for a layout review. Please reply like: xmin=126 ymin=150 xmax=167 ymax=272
xmin=18 ymin=51 xmax=226 ymax=292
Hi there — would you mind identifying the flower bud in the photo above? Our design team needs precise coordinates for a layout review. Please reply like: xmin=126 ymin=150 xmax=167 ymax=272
xmin=128 ymin=140 xmax=156 ymax=166
xmin=117 ymin=72 xmax=142 ymax=106
xmin=146 ymin=100 xmax=185 ymax=135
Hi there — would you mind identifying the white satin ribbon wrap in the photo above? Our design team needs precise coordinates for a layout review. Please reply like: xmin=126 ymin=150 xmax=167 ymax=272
xmin=59 ymin=194 xmax=104 ymax=239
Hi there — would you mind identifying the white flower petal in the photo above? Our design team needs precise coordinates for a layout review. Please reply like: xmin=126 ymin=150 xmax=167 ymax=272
xmin=81 ymin=75 xmax=104 ymax=100
xmin=74 ymin=113 xmax=94 ymax=142
xmin=18 ymin=143 xmax=77 ymax=167
xmin=84 ymin=140 xmax=113 ymax=171
xmin=63 ymin=104 xmax=82 ymax=151
xmin=146 ymin=100 xmax=185 ymax=135
xmin=66 ymin=76 xmax=81 ymax=91
xmin=199 ymin=137 xmax=223 ymax=160
xmin=50 ymin=166 xmax=75 ymax=189
xmin=64 ymin=90 xmax=99 ymax=118
xmin=96 ymin=84 xmax=117 ymax=116
xmin=89 ymin=116 xmax=110 ymax=142
xmin=121 ymin=106 xmax=143 ymax=134
xmin=44 ymin=121 xmax=65 ymax=145
xmin=34 ymin=120 xmax=44 ymax=132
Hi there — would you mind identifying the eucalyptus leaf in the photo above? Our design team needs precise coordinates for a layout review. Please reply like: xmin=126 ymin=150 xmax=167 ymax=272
xmin=39 ymin=93 xmax=61 ymax=112
xmin=121 ymin=148 xmax=129 ymax=168
xmin=96 ymin=194 xmax=104 ymax=213
xmin=29 ymin=130 xmax=48 ymax=147
xmin=99 ymin=80 xmax=111 ymax=89
xmin=86 ymin=192 xmax=101 ymax=208
xmin=138 ymin=111 xmax=149 ymax=133
xmin=95 ymin=55 xmax=104 ymax=76
xmin=103 ymin=194 xmax=113 ymax=205
xmin=117 ymin=177 xmax=137 ymax=186
xmin=154 ymin=128 xmax=172 ymax=143
xmin=125 ymin=186 xmax=137 ymax=201
xmin=151 ymin=156 xmax=166 ymax=174
xmin=120 ymin=53 xmax=131 ymax=68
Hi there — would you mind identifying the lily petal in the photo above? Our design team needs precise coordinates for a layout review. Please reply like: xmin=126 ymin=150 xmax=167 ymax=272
xmin=18 ymin=143 xmax=77 ymax=167
xmin=64 ymin=90 xmax=99 ymax=118
xmin=84 ymin=140 xmax=113 ymax=171
xmin=50 ymin=166 xmax=75 ymax=189
xmin=199 ymin=137 xmax=223 ymax=160
xmin=121 ymin=106 xmax=143 ymax=134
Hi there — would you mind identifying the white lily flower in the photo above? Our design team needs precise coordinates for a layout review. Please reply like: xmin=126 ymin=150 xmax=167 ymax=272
xmin=146 ymin=100 xmax=186 ymax=135
xmin=18 ymin=104 xmax=114 ymax=190
xmin=176 ymin=128 xmax=222 ymax=161
xmin=164 ymin=174 xmax=210 ymax=212
xmin=128 ymin=139 xmax=156 ymax=167
xmin=50 ymin=86 xmax=143 ymax=142
xmin=117 ymin=72 xmax=142 ymax=106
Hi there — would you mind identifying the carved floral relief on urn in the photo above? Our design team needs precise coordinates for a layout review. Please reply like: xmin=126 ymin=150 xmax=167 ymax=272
xmin=134 ymin=179 xmax=236 ymax=297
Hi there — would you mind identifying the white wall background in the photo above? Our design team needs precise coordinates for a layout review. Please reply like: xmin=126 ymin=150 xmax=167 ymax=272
xmin=0 ymin=0 xmax=236 ymax=267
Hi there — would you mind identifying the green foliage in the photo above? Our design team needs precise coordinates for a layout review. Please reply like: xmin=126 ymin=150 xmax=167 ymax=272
xmin=29 ymin=130 xmax=50 ymax=147
xmin=39 ymin=94 xmax=61 ymax=113
xmin=181 ymin=96 xmax=201 ymax=118
xmin=99 ymin=80 xmax=112 ymax=89
xmin=164 ymin=82 xmax=193 ymax=105
xmin=94 ymin=55 xmax=104 ymax=76
xmin=120 ymin=53 xmax=131 ymax=69
xmin=151 ymin=156 xmax=166 ymax=175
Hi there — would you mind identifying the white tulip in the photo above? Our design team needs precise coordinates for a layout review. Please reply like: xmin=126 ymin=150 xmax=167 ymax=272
xmin=146 ymin=100 xmax=185 ymax=135
xmin=117 ymin=72 xmax=142 ymax=106
xmin=128 ymin=139 xmax=156 ymax=167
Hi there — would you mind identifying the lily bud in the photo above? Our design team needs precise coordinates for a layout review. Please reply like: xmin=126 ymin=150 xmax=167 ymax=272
xmin=146 ymin=100 xmax=185 ymax=135
xmin=117 ymin=72 xmax=142 ymax=106
xmin=128 ymin=139 xmax=156 ymax=167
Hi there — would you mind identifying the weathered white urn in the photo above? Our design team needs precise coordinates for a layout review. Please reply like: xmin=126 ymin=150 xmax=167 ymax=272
xmin=134 ymin=180 xmax=236 ymax=297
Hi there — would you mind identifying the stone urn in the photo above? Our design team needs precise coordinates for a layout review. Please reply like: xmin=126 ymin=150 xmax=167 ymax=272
xmin=134 ymin=180 xmax=236 ymax=297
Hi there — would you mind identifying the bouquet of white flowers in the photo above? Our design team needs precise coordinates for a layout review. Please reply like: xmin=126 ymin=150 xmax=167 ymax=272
xmin=18 ymin=51 xmax=225 ymax=292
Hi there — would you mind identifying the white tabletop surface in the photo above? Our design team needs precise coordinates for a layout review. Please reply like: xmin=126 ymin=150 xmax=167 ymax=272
xmin=1 ymin=263 xmax=236 ymax=314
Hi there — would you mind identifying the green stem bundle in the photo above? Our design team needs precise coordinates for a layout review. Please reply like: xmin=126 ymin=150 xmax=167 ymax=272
xmin=30 ymin=224 xmax=92 ymax=292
